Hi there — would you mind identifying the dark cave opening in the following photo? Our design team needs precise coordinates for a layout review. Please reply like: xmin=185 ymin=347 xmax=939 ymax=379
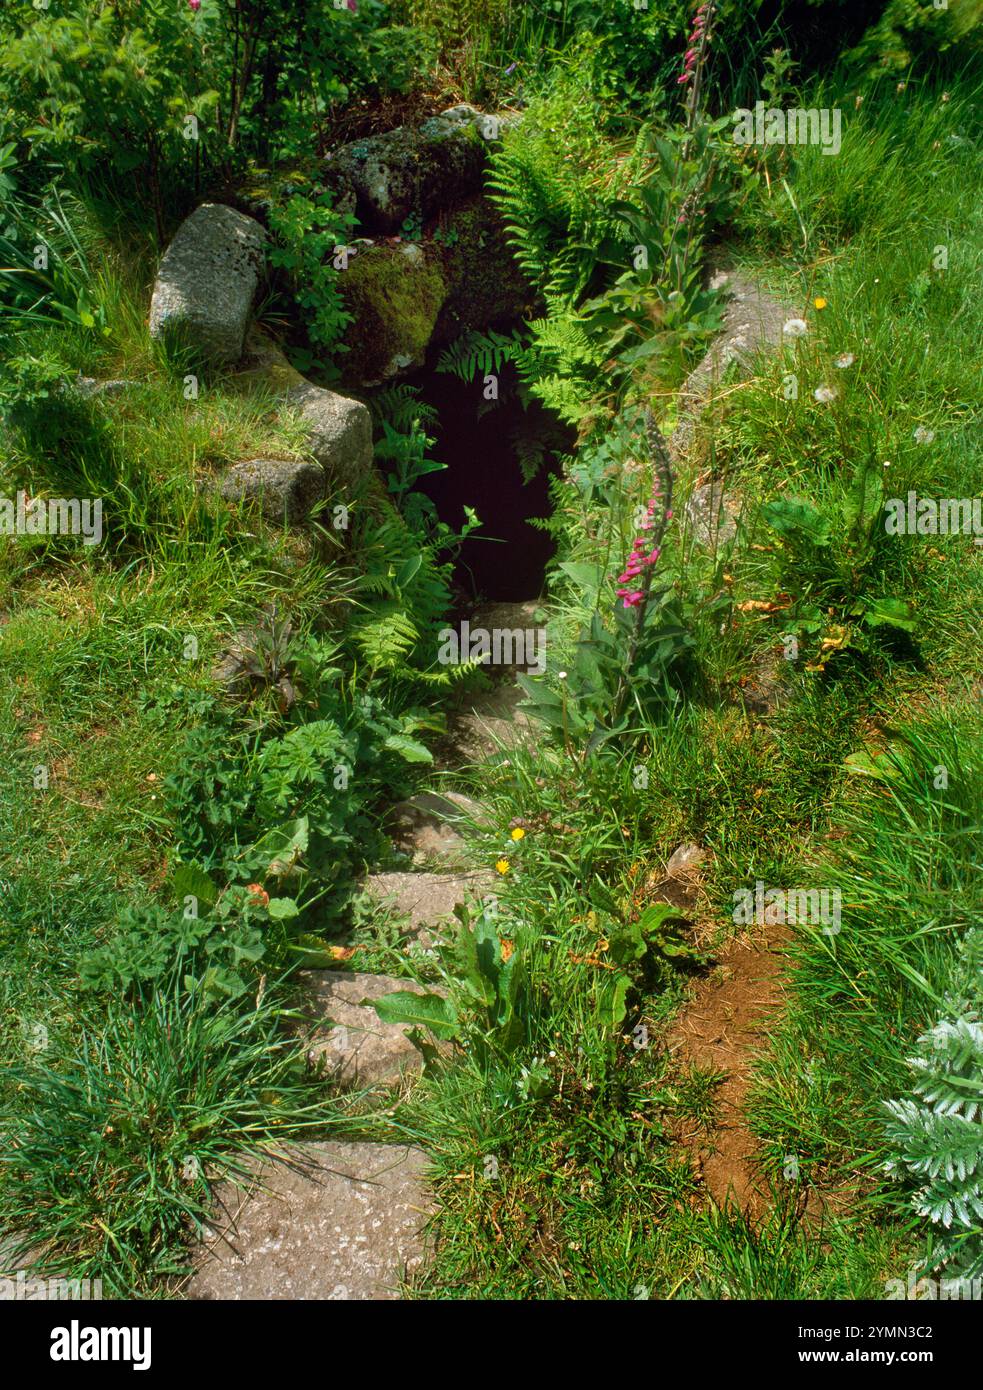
xmin=399 ymin=354 xmax=572 ymax=603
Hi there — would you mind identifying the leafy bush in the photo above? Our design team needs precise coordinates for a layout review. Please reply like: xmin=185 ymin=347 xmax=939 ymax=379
xmin=73 ymin=632 xmax=446 ymax=999
xmin=0 ymin=0 xmax=436 ymax=226
xmin=758 ymin=455 xmax=916 ymax=671
xmin=0 ymin=1 xmax=215 ymax=234
xmin=267 ymin=188 xmax=355 ymax=368
xmin=375 ymin=901 xmax=531 ymax=1064
xmin=845 ymin=0 xmax=982 ymax=71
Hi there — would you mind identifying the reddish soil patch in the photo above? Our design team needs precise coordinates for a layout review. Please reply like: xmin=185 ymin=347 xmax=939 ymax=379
xmin=666 ymin=920 xmax=791 ymax=1224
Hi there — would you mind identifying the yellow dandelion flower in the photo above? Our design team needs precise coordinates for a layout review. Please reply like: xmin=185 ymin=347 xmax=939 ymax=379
xmin=813 ymin=296 xmax=827 ymax=309
xmin=510 ymin=826 xmax=526 ymax=841
xmin=495 ymin=858 xmax=510 ymax=874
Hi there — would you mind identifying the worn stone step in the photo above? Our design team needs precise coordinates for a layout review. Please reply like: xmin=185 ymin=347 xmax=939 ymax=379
xmin=668 ymin=267 xmax=793 ymax=468
xmin=297 ymin=970 xmax=444 ymax=1086
xmin=387 ymin=790 xmax=487 ymax=865
xmin=187 ymin=1142 xmax=432 ymax=1300
xmin=439 ymin=682 xmax=537 ymax=767
xmin=364 ymin=869 xmax=497 ymax=946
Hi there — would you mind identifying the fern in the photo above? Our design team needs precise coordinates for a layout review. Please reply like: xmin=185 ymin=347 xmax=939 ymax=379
xmin=884 ymin=928 xmax=983 ymax=1277
xmin=371 ymin=384 xmax=438 ymax=435
xmin=345 ymin=506 xmax=471 ymax=692
xmin=350 ymin=603 xmax=420 ymax=673
xmin=436 ymin=328 xmax=524 ymax=383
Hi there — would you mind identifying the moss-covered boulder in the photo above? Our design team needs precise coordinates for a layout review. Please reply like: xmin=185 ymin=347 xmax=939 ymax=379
xmin=337 ymin=199 xmax=531 ymax=388
xmin=432 ymin=196 xmax=531 ymax=344
xmin=322 ymin=104 xmax=491 ymax=235
xmin=339 ymin=242 xmax=448 ymax=386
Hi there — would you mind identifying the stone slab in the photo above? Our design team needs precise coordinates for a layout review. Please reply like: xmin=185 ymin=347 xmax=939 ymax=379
xmin=188 ymin=1142 xmax=432 ymax=1300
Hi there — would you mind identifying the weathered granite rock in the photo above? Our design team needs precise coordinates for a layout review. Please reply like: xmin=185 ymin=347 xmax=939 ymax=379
xmin=73 ymin=376 xmax=138 ymax=398
xmin=387 ymin=790 xmax=487 ymax=865
xmin=149 ymin=204 xmax=265 ymax=366
xmin=285 ymin=379 xmax=374 ymax=488
xmin=299 ymin=970 xmax=441 ymax=1085
xmin=323 ymin=104 xmax=490 ymax=234
xmin=237 ymin=328 xmax=373 ymax=488
xmin=219 ymin=459 xmax=325 ymax=524
xmin=666 ymin=843 xmax=706 ymax=878
xmin=686 ymin=480 xmax=742 ymax=548
xmin=669 ymin=268 xmax=791 ymax=464
xmin=188 ymin=1142 xmax=432 ymax=1300
xmin=364 ymin=869 xmax=497 ymax=944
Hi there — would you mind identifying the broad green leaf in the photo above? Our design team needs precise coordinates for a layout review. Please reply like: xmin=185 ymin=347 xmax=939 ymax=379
xmin=383 ymin=733 xmax=433 ymax=764
xmin=516 ymin=673 xmax=562 ymax=706
xmin=762 ymin=498 xmax=831 ymax=546
xmin=860 ymin=596 xmax=915 ymax=632
xmin=266 ymin=897 xmax=300 ymax=920
xmin=171 ymin=861 xmax=218 ymax=909
xmin=638 ymin=903 xmax=687 ymax=935
xmin=557 ymin=560 xmax=605 ymax=595
xmin=254 ymin=817 xmax=309 ymax=877
xmin=373 ymin=990 xmax=459 ymax=1038
xmin=844 ymin=747 xmax=904 ymax=780
xmin=597 ymin=973 xmax=630 ymax=1029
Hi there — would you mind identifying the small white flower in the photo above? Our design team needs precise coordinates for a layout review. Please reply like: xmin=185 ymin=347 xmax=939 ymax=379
xmin=913 ymin=426 xmax=936 ymax=445
xmin=783 ymin=318 xmax=808 ymax=338
xmin=814 ymin=385 xmax=837 ymax=403
xmin=834 ymin=353 xmax=855 ymax=368
xmin=558 ymin=670 xmax=567 ymax=680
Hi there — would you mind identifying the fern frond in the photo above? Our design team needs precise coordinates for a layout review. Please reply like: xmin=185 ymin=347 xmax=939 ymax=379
xmin=436 ymin=328 xmax=524 ymax=383
xmin=371 ymin=384 xmax=438 ymax=434
xmin=350 ymin=603 xmax=419 ymax=671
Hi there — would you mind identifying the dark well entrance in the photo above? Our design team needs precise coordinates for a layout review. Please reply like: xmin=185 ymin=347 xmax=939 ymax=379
xmin=405 ymin=359 xmax=571 ymax=603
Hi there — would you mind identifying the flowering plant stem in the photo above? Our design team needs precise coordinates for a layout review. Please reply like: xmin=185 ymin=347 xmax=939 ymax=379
xmin=612 ymin=411 xmax=675 ymax=724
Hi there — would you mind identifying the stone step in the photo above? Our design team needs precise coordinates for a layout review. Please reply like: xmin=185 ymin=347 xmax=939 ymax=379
xmin=669 ymin=267 xmax=793 ymax=465
xmin=187 ymin=1142 xmax=432 ymax=1300
xmin=387 ymin=790 xmax=487 ymax=865
xmin=364 ymin=869 xmax=497 ymax=946
xmin=297 ymin=970 xmax=444 ymax=1086
xmin=438 ymin=681 xmax=537 ymax=767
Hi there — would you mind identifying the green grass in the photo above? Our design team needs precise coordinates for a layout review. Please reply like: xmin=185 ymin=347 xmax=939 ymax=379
xmin=0 ymin=980 xmax=342 ymax=1298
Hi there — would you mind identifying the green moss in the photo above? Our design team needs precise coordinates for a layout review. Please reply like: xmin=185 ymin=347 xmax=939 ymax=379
xmin=340 ymin=245 xmax=448 ymax=385
xmin=435 ymin=196 xmax=531 ymax=341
